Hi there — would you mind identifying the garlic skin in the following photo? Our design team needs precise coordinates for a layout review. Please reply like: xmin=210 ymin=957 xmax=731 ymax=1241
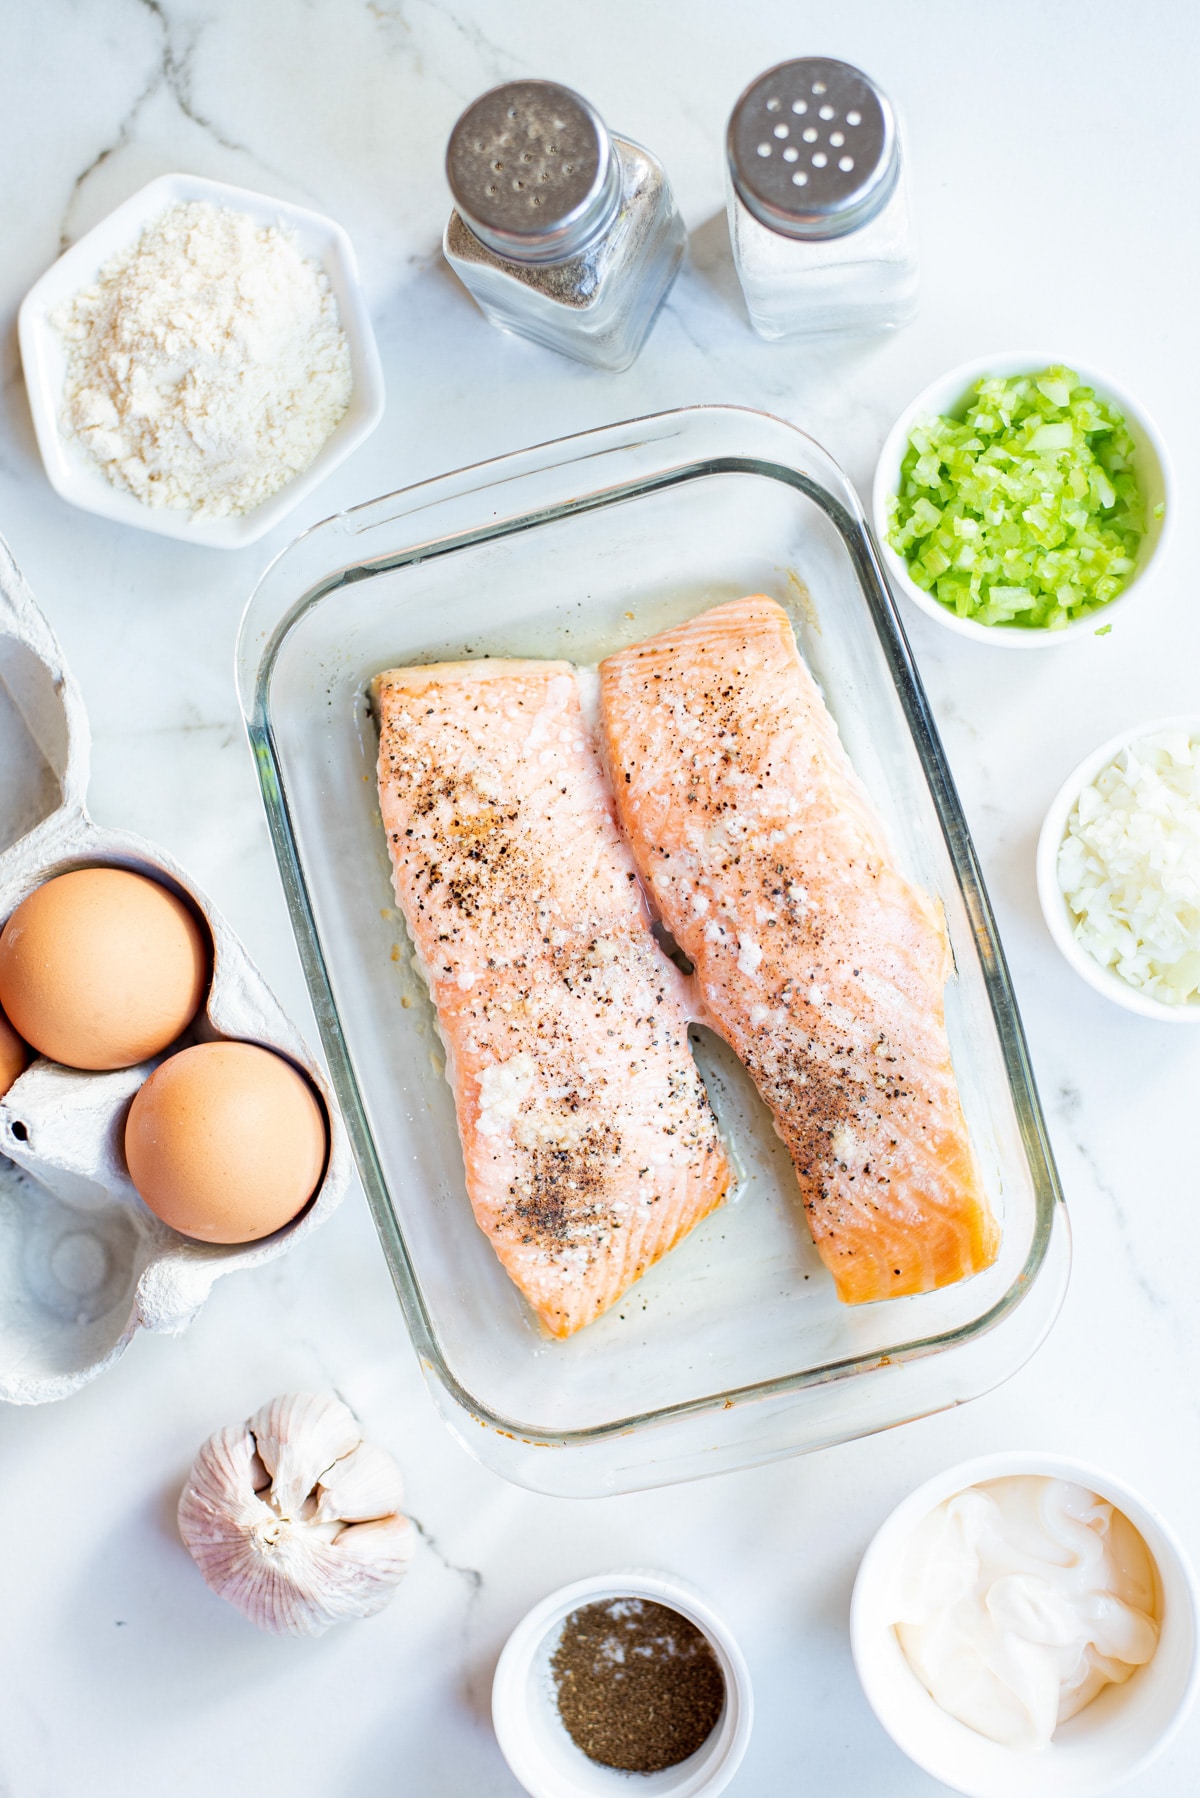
xmin=178 ymin=1392 xmax=415 ymax=1637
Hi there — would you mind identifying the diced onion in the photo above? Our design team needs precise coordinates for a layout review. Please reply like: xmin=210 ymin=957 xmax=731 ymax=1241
xmin=888 ymin=367 xmax=1146 ymax=630
xmin=1057 ymin=732 xmax=1200 ymax=1004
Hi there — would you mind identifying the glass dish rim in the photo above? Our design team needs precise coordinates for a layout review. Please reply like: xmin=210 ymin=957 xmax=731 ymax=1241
xmin=238 ymin=402 xmax=1066 ymax=1450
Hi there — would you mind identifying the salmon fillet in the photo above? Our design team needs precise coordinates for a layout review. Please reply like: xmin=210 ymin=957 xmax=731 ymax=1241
xmin=375 ymin=659 xmax=731 ymax=1337
xmin=599 ymin=597 xmax=999 ymax=1305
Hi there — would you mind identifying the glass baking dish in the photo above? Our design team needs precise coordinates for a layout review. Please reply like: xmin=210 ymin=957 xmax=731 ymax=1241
xmin=237 ymin=406 xmax=1069 ymax=1497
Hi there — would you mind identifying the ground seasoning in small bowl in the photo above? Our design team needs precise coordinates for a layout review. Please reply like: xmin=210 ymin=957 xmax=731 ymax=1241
xmin=550 ymin=1596 xmax=726 ymax=1774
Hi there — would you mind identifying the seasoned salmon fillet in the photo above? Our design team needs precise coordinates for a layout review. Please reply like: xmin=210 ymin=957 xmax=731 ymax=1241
xmin=599 ymin=597 xmax=999 ymax=1304
xmin=375 ymin=659 xmax=731 ymax=1337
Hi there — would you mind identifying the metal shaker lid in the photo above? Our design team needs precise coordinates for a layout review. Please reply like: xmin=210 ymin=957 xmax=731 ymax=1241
xmin=446 ymin=80 xmax=621 ymax=264
xmin=727 ymin=58 xmax=899 ymax=241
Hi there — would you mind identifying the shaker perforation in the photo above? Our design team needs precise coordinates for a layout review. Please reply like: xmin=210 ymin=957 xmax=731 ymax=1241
xmin=728 ymin=57 xmax=896 ymax=240
xmin=446 ymin=79 xmax=618 ymax=263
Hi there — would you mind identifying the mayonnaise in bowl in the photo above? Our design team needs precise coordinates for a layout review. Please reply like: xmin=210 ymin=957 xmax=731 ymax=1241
xmin=894 ymin=1476 xmax=1158 ymax=1751
xmin=851 ymin=1451 xmax=1199 ymax=1798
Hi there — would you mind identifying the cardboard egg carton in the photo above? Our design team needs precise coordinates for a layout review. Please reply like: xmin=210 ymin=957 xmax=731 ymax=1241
xmin=0 ymin=537 xmax=351 ymax=1403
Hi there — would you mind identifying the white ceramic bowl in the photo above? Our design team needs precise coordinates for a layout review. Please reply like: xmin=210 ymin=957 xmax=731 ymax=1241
xmin=872 ymin=352 xmax=1171 ymax=648
xmin=851 ymin=1451 xmax=1199 ymax=1797
xmin=17 ymin=172 xmax=385 ymax=548
xmin=1036 ymin=713 xmax=1200 ymax=1023
xmin=492 ymin=1570 xmax=753 ymax=1798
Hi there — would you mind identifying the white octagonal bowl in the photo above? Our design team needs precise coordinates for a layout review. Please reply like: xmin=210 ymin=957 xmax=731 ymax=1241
xmin=17 ymin=172 xmax=385 ymax=548
xmin=1036 ymin=714 xmax=1200 ymax=1022
xmin=872 ymin=352 xmax=1171 ymax=648
xmin=851 ymin=1450 xmax=1199 ymax=1798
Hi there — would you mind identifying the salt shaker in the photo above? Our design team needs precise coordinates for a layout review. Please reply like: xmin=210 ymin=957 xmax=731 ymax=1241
xmin=443 ymin=80 xmax=686 ymax=373
xmin=726 ymin=57 xmax=918 ymax=341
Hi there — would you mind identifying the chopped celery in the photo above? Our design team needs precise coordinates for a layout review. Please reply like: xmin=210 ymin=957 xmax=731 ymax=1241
xmin=887 ymin=366 xmax=1147 ymax=630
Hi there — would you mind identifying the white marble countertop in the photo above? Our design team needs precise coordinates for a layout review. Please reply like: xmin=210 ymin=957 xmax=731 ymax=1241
xmin=3 ymin=1 xmax=1199 ymax=1791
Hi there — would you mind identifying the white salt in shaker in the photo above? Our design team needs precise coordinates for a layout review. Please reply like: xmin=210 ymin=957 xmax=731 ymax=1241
xmin=726 ymin=57 xmax=918 ymax=340
xmin=444 ymin=80 xmax=686 ymax=372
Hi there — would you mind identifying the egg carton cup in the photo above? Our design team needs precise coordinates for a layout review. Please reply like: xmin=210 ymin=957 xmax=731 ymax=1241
xmin=0 ymin=537 xmax=351 ymax=1403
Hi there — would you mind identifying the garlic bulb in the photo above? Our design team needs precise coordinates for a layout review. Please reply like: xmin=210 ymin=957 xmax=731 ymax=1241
xmin=178 ymin=1392 xmax=415 ymax=1636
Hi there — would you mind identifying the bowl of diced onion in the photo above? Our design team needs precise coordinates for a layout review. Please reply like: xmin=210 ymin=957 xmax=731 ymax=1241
xmin=1037 ymin=718 xmax=1200 ymax=1020
xmin=872 ymin=353 xmax=1171 ymax=647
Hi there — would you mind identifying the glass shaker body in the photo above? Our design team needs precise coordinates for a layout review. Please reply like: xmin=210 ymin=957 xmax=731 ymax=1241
xmin=726 ymin=58 xmax=918 ymax=342
xmin=444 ymin=83 xmax=685 ymax=373
xmin=727 ymin=153 xmax=917 ymax=340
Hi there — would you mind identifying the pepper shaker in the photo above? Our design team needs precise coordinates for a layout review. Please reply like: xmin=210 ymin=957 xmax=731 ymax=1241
xmin=726 ymin=58 xmax=918 ymax=340
xmin=443 ymin=80 xmax=686 ymax=372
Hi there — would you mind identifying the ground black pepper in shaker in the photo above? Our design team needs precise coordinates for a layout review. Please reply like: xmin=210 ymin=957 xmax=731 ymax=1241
xmin=443 ymin=80 xmax=686 ymax=372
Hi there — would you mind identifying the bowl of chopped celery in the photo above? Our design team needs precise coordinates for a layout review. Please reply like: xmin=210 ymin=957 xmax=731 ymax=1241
xmin=872 ymin=354 xmax=1171 ymax=646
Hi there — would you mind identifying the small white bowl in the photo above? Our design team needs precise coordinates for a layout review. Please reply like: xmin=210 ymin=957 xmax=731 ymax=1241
xmin=851 ymin=1451 xmax=1199 ymax=1798
xmin=872 ymin=352 xmax=1172 ymax=648
xmin=17 ymin=172 xmax=385 ymax=548
xmin=1036 ymin=714 xmax=1200 ymax=1023
xmin=492 ymin=1570 xmax=753 ymax=1798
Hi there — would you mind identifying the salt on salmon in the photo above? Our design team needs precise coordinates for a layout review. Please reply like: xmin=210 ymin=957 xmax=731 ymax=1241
xmin=599 ymin=597 xmax=1000 ymax=1305
xmin=375 ymin=659 xmax=732 ymax=1338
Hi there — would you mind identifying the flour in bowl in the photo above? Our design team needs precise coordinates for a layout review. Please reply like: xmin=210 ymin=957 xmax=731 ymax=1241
xmin=52 ymin=201 xmax=353 ymax=517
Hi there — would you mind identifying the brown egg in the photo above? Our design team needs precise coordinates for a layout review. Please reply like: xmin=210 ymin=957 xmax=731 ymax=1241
xmin=125 ymin=1041 xmax=327 ymax=1243
xmin=0 ymin=1004 xmax=28 ymax=1097
xmin=0 ymin=867 xmax=207 ymax=1070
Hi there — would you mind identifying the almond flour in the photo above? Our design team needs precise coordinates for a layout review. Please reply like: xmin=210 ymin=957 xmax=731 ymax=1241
xmin=52 ymin=201 xmax=352 ymax=518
